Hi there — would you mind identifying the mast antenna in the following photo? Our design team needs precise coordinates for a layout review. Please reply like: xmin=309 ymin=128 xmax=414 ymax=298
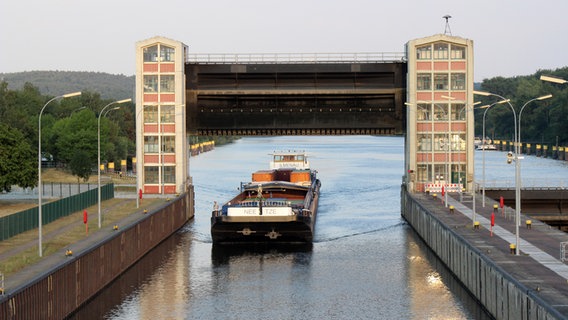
xmin=443 ymin=15 xmax=452 ymax=35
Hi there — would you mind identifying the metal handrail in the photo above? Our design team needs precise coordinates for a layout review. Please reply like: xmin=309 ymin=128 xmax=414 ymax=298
xmin=186 ymin=52 xmax=406 ymax=64
xmin=479 ymin=179 xmax=566 ymax=189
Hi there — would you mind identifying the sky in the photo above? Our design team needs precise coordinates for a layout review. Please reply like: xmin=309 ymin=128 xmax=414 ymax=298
xmin=1 ymin=0 xmax=566 ymax=82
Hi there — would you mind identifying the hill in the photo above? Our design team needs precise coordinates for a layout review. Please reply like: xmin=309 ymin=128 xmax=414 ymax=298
xmin=0 ymin=71 xmax=134 ymax=101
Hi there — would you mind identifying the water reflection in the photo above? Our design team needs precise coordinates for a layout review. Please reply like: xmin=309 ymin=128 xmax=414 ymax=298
xmin=70 ymin=231 xmax=190 ymax=320
xmin=405 ymin=230 xmax=493 ymax=320
xmin=211 ymin=243 xmax=313 ymax=267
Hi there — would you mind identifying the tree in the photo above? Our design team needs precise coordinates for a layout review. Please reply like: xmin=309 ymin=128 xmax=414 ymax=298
xmin=69 ymin=150 xmax=92 ymax=182
xmin=52 ymin=110 xmax=98 ymax=180
xmin=0 ymin=124 xmax=37 ymax=192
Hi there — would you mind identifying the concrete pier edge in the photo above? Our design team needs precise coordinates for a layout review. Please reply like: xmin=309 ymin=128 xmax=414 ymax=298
xmin=401 ymin=186 xmax=567 ymax=320
xmin=0 ymin=189 xmax=194 ymax=319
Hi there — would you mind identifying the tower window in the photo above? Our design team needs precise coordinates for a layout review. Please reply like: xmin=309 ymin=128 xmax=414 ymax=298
xmin=160 ymin=75 xmax=175 ymax=92
xmin=417 ymin=45 xmax=432 ymax=60
xmin=143 ymin=45 xmax=158 ymax=62
xmin=163 ymin=166 xmax=176 ymax=183
xmin=144 ymin=136 xmax=159 ymax=153
xmin=434 ymin=74 xmax=449 ymax=90
xmin=161 ymin=105 xmax=175 ymax=123
xmin=451 ymin=73 xmax=466 ymax=90
xmin=433 ymin=43 xmax=449 ymax=60
xmin=162 ymin=136 xmax=176 ymax=153
xmin=144 ymin=75 xmax=158 ymax=92
xmin=451 ymin=45 xmax=466 ymax=59
xmin=417 ymin=74 xmax=432 ymax=90
xmin=144 ymin=166 xmax=159 ymax=183
xmin=144 ymin=105 xmax=158 ymax=123
xmin=160 ymin=46 xmax=175 ymax=62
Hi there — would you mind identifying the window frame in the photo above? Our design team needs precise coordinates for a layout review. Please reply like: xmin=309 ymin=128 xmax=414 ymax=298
xmin=433 ymin=43 xmax=449 ymax=60
xmin=144 ymin=136 xmax=159 ymax=153
xmin=144 ymin=166 xmax=159 ymax=184
xmin=162 ymin=135 xmax=176 ymax=153
xmin=143 ymin=75 xmax=158 ymax=93
xmin=417 ymin=73 xmax=432 ymax=91
xmin=143 ymin=45 xmax=158 ymax=62
xmin=434 ymin=73 xmax=449 ymax=91
xmin=416 ymin=45 xmax=432 ymax=60
xmin=163 ymin=166 xmax=176 ymax=183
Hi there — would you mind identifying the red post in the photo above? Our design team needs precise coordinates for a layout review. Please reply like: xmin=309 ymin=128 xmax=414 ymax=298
xmin=500 ymin=196 xmax=505 ymax=216
xmin=83 ymin=210 xmax=88 ymax=235
xmin=139 ymin=188 xmax=143 ymax=200
xmin=490 ymin=212 xmax=495 ymax=237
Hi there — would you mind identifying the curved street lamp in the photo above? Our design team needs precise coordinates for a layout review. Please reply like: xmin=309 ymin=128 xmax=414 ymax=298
xmin=479 ymin=100 xmax=509 ymax=207
xmin=98 ymin=99 xmax=131 ymax=229
xmin=540 ymin=75 xmax=567 ymax=84
xmin=456 ymin=102 xmax=481 ymax=191
xmin=474 ymin=90 xmax=552 ymax=255
xmin=38 ymin=91 xmax=81 ymax=257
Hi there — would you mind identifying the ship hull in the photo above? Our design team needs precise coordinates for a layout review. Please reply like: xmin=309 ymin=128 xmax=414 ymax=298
xmin=211 ymin=179 xmax=320 ymax=244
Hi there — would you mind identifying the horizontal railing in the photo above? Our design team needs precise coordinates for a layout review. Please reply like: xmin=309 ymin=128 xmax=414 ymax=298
xmin=479 ymin=179 xmax=567 ymax=189
xmin=186 ymin=52 xmax=406 ymax=64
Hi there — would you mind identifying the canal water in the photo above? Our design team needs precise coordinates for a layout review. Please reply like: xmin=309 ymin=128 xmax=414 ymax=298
xmin=72 ymin=135 xmax=540 ymax=320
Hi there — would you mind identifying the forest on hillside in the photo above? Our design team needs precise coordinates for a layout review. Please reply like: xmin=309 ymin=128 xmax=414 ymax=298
xmin=0 ymin=71 xmax=134 ymax=101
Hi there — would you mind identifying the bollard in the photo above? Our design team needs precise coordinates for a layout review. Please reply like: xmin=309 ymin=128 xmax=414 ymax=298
xmin=473 ymin=221 xmax=480 ymax=229
xmin=449 ymin=205 xmax=455 ymax=214
xmin=526 ymin=220 xmax=532 ymax=229
xmin=432 ymin=193 xmax=437 ymax=200
xmin=510 ymin=243 xmax=516 ymax=254
xmin=493 ymin=204 xmax=498 ymax=214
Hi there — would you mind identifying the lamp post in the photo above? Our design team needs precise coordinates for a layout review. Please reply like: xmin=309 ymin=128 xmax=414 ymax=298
xmin=38 ymin=91 xmax=81 ymax=257
xmin=98 ymin=99 xmax=131 ymax=229
xmin=440 ymin=95 xmax=456 ymax=203
xmin=480 ymin=103 xmax=492 ymax=207
xmin=455 ymin=102 xmax=481 ymax=194
xmin=454 ymin=101 xmax=480 ymax=226
xmin=479 ymin=100 xmax=509 ymax=207
xmin=474 ymin=90 xmax=551 ymax=255
xmin=438 ymin=103 xmax=452 ymax=207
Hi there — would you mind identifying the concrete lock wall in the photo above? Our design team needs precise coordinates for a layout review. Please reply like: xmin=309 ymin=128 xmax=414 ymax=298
xmin=0 ymin=189 xmax=194 ymax=320
xmin=401 ymin=187 xmax=561 ymax=320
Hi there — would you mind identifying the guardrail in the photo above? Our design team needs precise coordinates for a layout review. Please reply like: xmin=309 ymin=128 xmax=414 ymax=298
xmin=0 ymin=184 xmax=114 ymax=241
xmin=186 ymin=52 xmax=407 ymax=64
xmin=479 ymin=179 xmax=566 ymax=189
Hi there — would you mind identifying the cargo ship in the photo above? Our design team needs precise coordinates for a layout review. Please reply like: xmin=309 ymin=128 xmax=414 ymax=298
xmin=211 ymin=151 xmax=321 ymax=244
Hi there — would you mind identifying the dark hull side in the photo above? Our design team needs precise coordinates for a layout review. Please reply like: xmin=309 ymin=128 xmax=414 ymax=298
xmin=211 ymin=180 xmax=320 ymax=244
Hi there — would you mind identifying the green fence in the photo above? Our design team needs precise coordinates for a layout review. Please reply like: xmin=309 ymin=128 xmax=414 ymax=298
xmin=0 ymin=183 xmax=114 ymax=241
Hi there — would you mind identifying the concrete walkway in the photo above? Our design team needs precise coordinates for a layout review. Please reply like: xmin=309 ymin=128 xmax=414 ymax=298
xmin=413 ymin=191 xmax=568 ymax=316
xmin=447 ymin=196 xmax=568 ymax=280
xmin=0 ymin=196 xmax=166 ymax=297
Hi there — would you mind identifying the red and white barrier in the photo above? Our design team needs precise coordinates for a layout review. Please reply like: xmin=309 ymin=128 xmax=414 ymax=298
xmin=426 ymin=183 xmax=462 ymax=193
